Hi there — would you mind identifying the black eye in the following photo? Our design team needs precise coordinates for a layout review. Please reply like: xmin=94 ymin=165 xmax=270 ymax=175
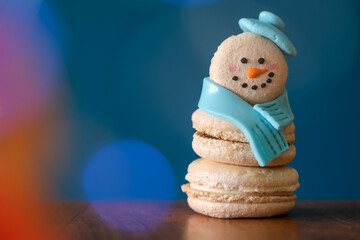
xmin=232 ymin=76 xmax=238 ymax=81
xmin=258 ymin=58 xmax=265 ymax=64
xmin=241 ymin=58 xmax=247 ymax=63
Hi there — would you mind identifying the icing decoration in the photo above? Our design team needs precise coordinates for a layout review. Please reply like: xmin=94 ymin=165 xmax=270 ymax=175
xmin=232 ymin=76 xmax=239 ymax=81
xmin=229 ymin=65 xmax=237 ymax=72
xmin=269 ymin=64 xmax=278 ymax=70
xmin=258 ymin=58 xmax=265 ymax=64
xmin=239 ymin=11 xmax=297 ymax=57
xmin=259 ymin=11 xmax=284 ymax=30
xmin=198 ymin=77 xmax=290 ymax=166
xmin=253 ymin=90 xmax=294 ymax=130
xmin=242 ymin=71 xmax=274 ymax=90
xmin=241 ymin=58 xmax=247 ymax=63
xmin=247 ymin=68 xmax=268 ymax=78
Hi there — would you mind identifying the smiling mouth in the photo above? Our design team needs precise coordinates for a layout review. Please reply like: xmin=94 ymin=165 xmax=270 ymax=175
xmin=233 ymin=72 xmax=274 ymax=90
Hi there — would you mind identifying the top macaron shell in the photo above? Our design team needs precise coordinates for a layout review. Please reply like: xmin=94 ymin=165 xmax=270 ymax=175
xmin=186 ymin=158 xmax=299 ymax=193
xmin=209 ymin=32 xmax=288 ymax=105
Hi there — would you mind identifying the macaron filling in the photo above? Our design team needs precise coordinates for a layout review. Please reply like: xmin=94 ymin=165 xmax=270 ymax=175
xmin=188 ymin=182 xmax=299 ymax=195
xmin=182 ymin=184 xmax=297 ymax=204
xmin=197 ymin=132 xmax=247 ymax=144
xmin=195 ymin=131 xmax=294 ymax=145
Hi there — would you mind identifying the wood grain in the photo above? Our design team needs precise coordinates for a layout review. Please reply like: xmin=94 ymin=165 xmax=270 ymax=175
xmin=46 ymin=200 xmax=360 ymax=240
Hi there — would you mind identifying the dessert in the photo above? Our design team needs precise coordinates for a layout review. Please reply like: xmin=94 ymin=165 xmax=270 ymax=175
xmin=182 ymin=11 xmax=299 ymax=218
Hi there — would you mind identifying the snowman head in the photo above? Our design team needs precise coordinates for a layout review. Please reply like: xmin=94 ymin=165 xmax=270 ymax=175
xmin=209 ymin=11 xmax=296 ymax=105
xmin=210 ymin=32 xmax=288 ymax=105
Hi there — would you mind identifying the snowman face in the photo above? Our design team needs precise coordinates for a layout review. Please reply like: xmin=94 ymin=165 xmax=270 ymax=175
xmin=209 ymin=32 xmax=288 ymax=105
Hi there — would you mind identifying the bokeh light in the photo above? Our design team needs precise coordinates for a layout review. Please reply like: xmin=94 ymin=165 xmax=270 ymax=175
xmin=83 ymin=140 xmax=175 ymax=200
xmin=83 ymin=140 xmax=175 ymax=232
xmin=0 ymin=0 xmax=61 ymax=132
xmin=0 ymin=0 xmax=64 ymax=239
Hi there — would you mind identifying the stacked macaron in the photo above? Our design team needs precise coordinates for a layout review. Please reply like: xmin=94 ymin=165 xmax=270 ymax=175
xmin=191 ymin=109 xmax=296 ymax=167
xmin=182 ymin=11 xmax=300 ymax=218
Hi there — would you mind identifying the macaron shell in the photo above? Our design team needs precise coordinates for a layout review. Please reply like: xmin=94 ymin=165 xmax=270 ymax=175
xmin=192 ymin=109 xmax=295 ymax=143
xmin=187 ymin=197 xmax=295 ymax=218
xmin=182 ymin=184 xmax=297 ymax=203
xmin=192 ymin=132 xmax=296 ymax=167
xmin=185 ymin=159 xmax=299 ymax=192
xmin=209 ymin=32 xmax=288 ymax=106
xmin=182 ymin=159 xmax=299 ymax=218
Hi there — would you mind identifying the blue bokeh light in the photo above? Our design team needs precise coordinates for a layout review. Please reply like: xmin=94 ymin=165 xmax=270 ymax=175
xmin=83 ymin=140 xmax=175 ymax=232
xmin=83 ymin=140 xmax=175 ymax=200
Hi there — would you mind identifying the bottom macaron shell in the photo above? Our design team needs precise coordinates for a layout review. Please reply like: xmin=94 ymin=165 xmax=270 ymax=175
xmin=193 ymin=132 xmax=296 ymax=167
xmin=187 ymin=197 xmax=295 ymax=218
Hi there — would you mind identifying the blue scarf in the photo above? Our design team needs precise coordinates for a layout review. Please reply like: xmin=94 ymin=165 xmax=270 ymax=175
xmin=198 ymin=77 xmax=294 ymax=166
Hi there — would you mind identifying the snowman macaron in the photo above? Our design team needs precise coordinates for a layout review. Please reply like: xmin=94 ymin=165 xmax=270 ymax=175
xmin=193 ymin=11 xmax=297 ymax=167
xmin=183 ymin=11 xmax=300 ymax=218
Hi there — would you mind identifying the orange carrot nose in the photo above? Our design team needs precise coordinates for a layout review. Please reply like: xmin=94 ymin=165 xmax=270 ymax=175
xmin=247 ymin=68 xmax=268 ymax=78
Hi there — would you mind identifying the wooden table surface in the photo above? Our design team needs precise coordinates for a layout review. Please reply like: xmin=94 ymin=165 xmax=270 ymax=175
xmin=48 ymin=200 xmax=360 ymax=240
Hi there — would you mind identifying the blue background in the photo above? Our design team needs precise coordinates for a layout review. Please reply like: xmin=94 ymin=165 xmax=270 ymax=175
xmin=45 ymin=0 xmax=359 ymax=200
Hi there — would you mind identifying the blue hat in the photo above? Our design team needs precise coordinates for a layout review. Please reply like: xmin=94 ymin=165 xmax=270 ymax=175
xmin=239 ymin=11 xmax=297 ymax=57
